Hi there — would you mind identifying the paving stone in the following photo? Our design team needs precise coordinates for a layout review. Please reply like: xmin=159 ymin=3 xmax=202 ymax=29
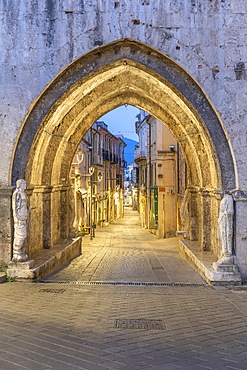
xmin=1 ymin=210 xmax=247 ymax=369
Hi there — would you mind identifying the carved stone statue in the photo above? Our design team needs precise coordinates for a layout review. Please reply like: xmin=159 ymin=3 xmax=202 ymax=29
xmin=218 ymin=193 xmax=234 ymax=258
xmin=12 ymin=179 xmax=29 ymax=262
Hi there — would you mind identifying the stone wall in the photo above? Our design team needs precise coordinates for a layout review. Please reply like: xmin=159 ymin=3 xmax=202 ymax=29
xmin=1 ymin=0 xmax=246 ymax=187
xmin=1 ymin=0 xmax=247 ymax=277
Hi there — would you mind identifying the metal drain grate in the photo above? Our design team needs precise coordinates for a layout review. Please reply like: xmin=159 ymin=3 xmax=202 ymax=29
xmin=115 ymin=319 xmax=166 ymax=330
xmin=39 ymin=288 xmax=66 ymax=294
xmin=40 ymin=280 xmax=207 ymax=287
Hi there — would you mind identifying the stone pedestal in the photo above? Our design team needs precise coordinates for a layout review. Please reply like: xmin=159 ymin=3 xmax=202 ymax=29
xmin=213 ymin=256 xmax=239 ymax=273
xmin=0 ymin=272 xmax=6 ymax=283
xmin=179 ymin=240 xmax=242 ymax=285
xmin=176 ymin=231 xmax=187 ymax=239
xmin=210 ymin=256 xmax=242 ymax=284
xmin=6 ymin=237 xmax=82 ymax=281
xmin=7 ymin=260 xmax=35 ymax=280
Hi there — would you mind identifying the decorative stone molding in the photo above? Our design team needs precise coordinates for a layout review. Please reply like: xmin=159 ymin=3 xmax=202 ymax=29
xmin=0 ymin=186 xmax=14 ymax=197
xmin=213 ymin=256 xmax=239 ymax=274
xmin=231 ymin=189 xmax=247 ymax=201
xmin=179 ymin=240 xmax=242 ymax=285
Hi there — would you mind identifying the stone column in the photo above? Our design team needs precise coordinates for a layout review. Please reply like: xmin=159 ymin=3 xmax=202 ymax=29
xmin=52 ymin=185 xmax=71 ymax=243
xmin=60 ymin=185 xmax=71 ymax=239
xmin=42 ymin=186 xmax=52 ymax=249
xmin=28 ymin=185 xmax=52 ymax=253
xmin=188 ymin=187 xmax=199 ymax=241
xmin=199 ymin=190 xmax=211 ymax=251
xmin=210 ymin=192 xmax=222 ymax=256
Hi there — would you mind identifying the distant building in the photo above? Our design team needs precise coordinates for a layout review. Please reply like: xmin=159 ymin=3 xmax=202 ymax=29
xmin=124 ymin=162 xmax=139 ymax=208
xmin=134 ymin=110 xmax=187 ymax=237
xmin=70 ymin=121 xmax=126 ymax=235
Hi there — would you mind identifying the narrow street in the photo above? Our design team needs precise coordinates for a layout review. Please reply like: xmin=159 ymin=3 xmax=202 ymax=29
xmin=43 ymin=208 xmax=204 ymax=285
xmin=1 ymin=210 xmax=247 ymax=369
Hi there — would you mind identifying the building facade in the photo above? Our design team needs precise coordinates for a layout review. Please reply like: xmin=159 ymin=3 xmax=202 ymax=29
xmin=134 ymin=111 xmax=187 ymax=238
xmin=70 ymin=122 xmax=126 ymax=236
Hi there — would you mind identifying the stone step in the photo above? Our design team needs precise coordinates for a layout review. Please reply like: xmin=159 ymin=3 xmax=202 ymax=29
xmin=179 ymin=239 xmax=242 ymax=285
xmin=7 ymin=237 xmax=82 ymax=282
xmin=0 ymin=272 xmax=6 ymax=283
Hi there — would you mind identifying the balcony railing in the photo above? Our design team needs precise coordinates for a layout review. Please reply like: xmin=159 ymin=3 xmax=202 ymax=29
xmin=92 ymin=154 xmax=103 ymax=166
xmin=110 ymin=153 xmax=119 ymax=164
xmin=102 ymin=149 xmax=109 ymax=161
xmin=119 ymin=159 xmax=127 ymax=168
xmin=101 ymin=150 xmax=124 ymax=165
xmin=134 ymin=147 xmax=146 ymax=162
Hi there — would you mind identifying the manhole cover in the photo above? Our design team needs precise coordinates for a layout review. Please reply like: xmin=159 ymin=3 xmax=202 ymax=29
xmin=39 ymin=288 xmax=66 ymax=294
xmin=115 ymin=319 xmax=166 ymax=330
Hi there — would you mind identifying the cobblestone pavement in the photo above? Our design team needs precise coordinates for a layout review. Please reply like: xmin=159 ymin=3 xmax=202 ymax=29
xmin=1 ymin=209 xmax=247 ymax=369
xmin=43 ymin=208 xmax=204 ymax=285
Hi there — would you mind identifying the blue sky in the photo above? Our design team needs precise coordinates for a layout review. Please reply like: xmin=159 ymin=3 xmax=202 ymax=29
xmin=100 ymin=105 xmax=139 ymax=141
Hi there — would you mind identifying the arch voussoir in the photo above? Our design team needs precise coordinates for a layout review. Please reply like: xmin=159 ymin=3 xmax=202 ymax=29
xmin=11 ymin=39 xmax=236 ymax=259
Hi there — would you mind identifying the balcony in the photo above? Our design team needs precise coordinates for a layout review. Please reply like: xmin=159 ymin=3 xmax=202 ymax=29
xmin=134 ymin=147 xmax=147 ymax=162
xmin=110 ymin=153 xmax=119 ymax=164
xmin=102 ymin=149 xmax=110 ymax=161
xmin=92 ymin=154 xmax=103 ymax=166
xmin=119 ymin=159 xmax=127 ymax=168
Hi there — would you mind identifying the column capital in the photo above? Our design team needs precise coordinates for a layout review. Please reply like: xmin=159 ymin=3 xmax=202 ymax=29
xmin=0 ymin=186 xmax=14 ymax=197
xmin=32 ymin=185 xmax=53 ymax=194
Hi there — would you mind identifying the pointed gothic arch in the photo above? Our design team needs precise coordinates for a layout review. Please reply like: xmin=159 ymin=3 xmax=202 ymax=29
xmin=11 ymin=39 xmax=237 ymax=256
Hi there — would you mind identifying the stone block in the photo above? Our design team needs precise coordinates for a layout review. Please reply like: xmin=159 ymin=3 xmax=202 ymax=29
xmin=231 ymin=0 xmax=247 ymax=14
xmin=179 ymin=240 xmax=242 ymax=285
xmin=6 ymin=237 xmax=81 ymax=282
xmin=8 ymin=260 xmax=35 ymax=270
xmin=0 ymin=272 xmax=6 ymax=283
xmin=213 ymin=256 xmax=240 ymax=274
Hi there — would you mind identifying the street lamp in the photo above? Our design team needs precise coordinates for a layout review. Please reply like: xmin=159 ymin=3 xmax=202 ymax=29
xmin=72 ymin=148 xmax=85 ymax=232
xmin=72 ymin=148 xmax=84 ymax=175
xmin=76 ymin=148 xmax=84 ymax=164
xmin=89 ymin=171 xmax=103 ymax=240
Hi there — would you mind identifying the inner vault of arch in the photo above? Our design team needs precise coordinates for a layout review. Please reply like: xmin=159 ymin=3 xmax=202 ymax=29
xmin=11 ymin=39 xmax=237 ymax=265
xmin=27 ymin=60 xmax=219 ymax=191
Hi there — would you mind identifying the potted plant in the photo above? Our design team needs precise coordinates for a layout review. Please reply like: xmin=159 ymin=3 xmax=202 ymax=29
xmin=80 ymin=224 xmax=86 ymax=236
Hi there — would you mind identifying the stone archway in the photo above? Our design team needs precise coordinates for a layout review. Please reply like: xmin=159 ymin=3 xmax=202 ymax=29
xmin=11 ymin=39 xmax=237 ymax=262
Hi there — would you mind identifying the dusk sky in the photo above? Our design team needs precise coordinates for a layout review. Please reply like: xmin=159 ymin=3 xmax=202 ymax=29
xmin=100 ymin=105 xmax=139 ymax=142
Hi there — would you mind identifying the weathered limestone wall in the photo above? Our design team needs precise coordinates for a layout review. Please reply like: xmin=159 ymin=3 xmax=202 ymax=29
xmin=235 ymin=197 xmax=247 ymax=279
xmin=1 ymin=0 xmax=247 ymax=274
xmin=0 ymin=188 xmax=13 ymax=263
xmin=1 ymin=0 xmax=247 ymax=187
